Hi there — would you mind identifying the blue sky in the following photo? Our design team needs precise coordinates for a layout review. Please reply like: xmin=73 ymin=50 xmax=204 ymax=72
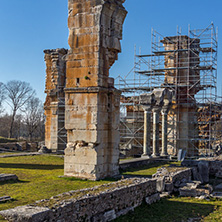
xmin=0 ymin=0 xmax=221 ymax=103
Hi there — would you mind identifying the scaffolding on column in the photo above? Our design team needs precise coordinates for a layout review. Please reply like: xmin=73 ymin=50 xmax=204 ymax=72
xmin=116 ymin=23 xmax=221 ymax=157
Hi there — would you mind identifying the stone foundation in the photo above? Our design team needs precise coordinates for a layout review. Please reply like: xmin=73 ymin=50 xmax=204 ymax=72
xmin=0 ymin=178 xmax=157 ymax=222
xmin=182 ymin=157 xmax=222 ymax=178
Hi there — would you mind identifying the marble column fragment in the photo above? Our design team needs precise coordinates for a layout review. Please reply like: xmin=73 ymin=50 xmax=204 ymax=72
xmin=142 ymin=106 xmax=152 ymax=157
xmin=139 ymin=93 xmax=155 ymax=157
xmin=152 ymin=107 xmax=161 ymax=157
xmin=161 ymin=90 xmax=173 ymax=157
xmin=152 ymin=89 xmax=165 ymax=157
xmin=161 ymin=108 xmax=168 ymax=156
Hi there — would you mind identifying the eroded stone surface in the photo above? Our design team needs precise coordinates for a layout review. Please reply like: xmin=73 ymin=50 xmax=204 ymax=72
xmin=44 ymin=48 xmax=68 ymax=153
xmin=64 ymin=0 xmax=127 ymax=180
xmin=145 ymin=193 xmax=160 ymax=205
xmin=162 ymin=36 xmax=200 ymax=156
xmin=0 ymin=206 xmax=50 ymax=222
xmin=0 ymin=178 xmax=156 ymax=222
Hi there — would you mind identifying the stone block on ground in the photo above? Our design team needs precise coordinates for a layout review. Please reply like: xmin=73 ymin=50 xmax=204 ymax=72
xmin=152 ymin=167 xmax=170 ymax=179
xmin=179 ymin=182 xmax=213 ymax=197
xmin=160 ymin=192 xmax=171 ymax=198
xmin=191 ymin=167 xmax=204 ymax=183
xmin=198 ymin=161 xmax=209 ymax=183
xmin=165 ymin=182 xmax=174 ymax=193
xmin=156 ymin=177 xmax=165 ymax=192
xmin=145 ymin=193 xmax=160 ymax=205
xmin=211 ymin=192 xmax=222 ymax=199
xmin=0 ymin=196 xmax=12 ymax=203
xmin=179 ymin=188 xmax=197 ymax=197
xmin=153 ymin=167 xmax=192 ymax=193
xmin=38 ymin=146 xmax=51 ymax=154
xmin=103 ymin=210 xmax=116 ymax=221
xmin=0 ymin=206 xmax=50 ymax=222
xmin=215 ymin=183 xmax=222 ymax=190
xmin=0 ymin=174 xmax=18 ymax=182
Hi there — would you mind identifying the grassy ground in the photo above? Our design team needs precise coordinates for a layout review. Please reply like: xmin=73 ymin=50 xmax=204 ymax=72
xmin=0 ymin=155 xmax=114 ymax=221
xmin=115 ymin=197 xmax=222 ymax=222
xmin=117 ymin=162 xmax=222 ymax=222
xmin=121 ymin=161 xmax=180 ymax=178
xmin=0 ymin=156 xmax=222 ymax=221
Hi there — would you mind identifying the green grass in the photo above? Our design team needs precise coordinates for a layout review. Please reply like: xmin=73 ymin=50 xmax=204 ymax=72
xmin=115 ymin=197 xmax=222 ymax=222
xmin=117 ymin=162 xmax=222 ymax=222
xmin=1 ymin=156 xmax=222 ymax=222
xmin=0 ymin=155 xmax=113 ymax=215
xmin=121 ymin=161 xmax=181 ymax=178
xmin=120 ymin=157 xmax=135 ymax=161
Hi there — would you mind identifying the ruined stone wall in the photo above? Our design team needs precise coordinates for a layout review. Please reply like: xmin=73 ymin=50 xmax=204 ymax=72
xmin=182 ymin=158 xmax=222 ymax=178
xmin=44 ymin=48 xmax=68 ymax=152
xmin=161 ymin=36 xmax=200 ymax=156
xmin=64 ymin=0 xmax=127 ymax=180
xmin=0 ymin=178 xmax=157 ymax=222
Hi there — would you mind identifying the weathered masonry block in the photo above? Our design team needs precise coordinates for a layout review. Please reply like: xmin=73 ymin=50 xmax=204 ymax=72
xmin=44 ymin=48 xmax=68 ymax=153
xmin=64 ymin=0 xmax=127 ymax=180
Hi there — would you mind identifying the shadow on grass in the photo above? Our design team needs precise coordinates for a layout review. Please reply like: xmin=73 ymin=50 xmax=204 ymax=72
xmin=60 ymin=176 xmax=118 ymax=183
xmin=120 ymin=161 xmax=170 ymax=178
xmin=0 ymin=198 xmax=17 ymax=205
xmin=115 ymin=198 xmax=215 ymax=222
xmin=0 ymin=163 xmax=63 ymax=170
xmin=0 ymin=179 xmax=29 ymax=186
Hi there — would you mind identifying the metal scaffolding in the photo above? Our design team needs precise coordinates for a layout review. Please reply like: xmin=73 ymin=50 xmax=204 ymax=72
xmin=116 ymin=23 xmax=221 ymax=157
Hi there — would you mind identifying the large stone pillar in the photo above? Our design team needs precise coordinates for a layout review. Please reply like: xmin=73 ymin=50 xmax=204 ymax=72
xmin=143 ymin=106 xmax=152 ymax=156
xmin=161 ymin=90 xmax=173 ymax=157
xmin=161 ymin=108 xmax=168 ymax=157
xmin=151 ymin=89 xmax=165 ymax=157
xmin=152 ymin=107 xmax=161 ymax=157
xmin=44 ymin=48 xmax=68 ymax=153
xmin=64 ymin=0 xmax=127 ymax=180
xmin=161 ymin=36 xmax=200 ymax=156
xmin=139 ymin=93 xmax=155 ymax=157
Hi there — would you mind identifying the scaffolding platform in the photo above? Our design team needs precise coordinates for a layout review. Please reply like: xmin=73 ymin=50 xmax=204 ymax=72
xmin=116 ymin=23 xmax=221 ymax=157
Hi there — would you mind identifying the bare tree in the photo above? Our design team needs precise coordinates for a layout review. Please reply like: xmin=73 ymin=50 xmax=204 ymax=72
xmin=0 ymin=82 xmax=6 ymax=114
xmin=5 ymin=80 xmax=35 ymax=138
xmin=23 ymin=97 xmax=44 ymax=141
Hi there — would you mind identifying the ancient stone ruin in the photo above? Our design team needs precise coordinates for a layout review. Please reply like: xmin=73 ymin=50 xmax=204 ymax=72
xmin=162 ymin=36 xmax=200 ymax=156
xmin=64 ymin=0 xmax=127 ymax=180
xmin=139 ymin=88 xmax=173 ymax=158
xmin=118 ymin=24 xmax=220 ymax=158
xmin=43 ymin=0 xmax=221 ymax=179
xmin=44 ymin=48 xmax=68 ymax=153
xmin=44 ymin=0 xmax=127 ymax=180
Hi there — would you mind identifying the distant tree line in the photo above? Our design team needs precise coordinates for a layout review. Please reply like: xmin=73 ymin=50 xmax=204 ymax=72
xmin=0 ymin=80 xmax=45 ymax=141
